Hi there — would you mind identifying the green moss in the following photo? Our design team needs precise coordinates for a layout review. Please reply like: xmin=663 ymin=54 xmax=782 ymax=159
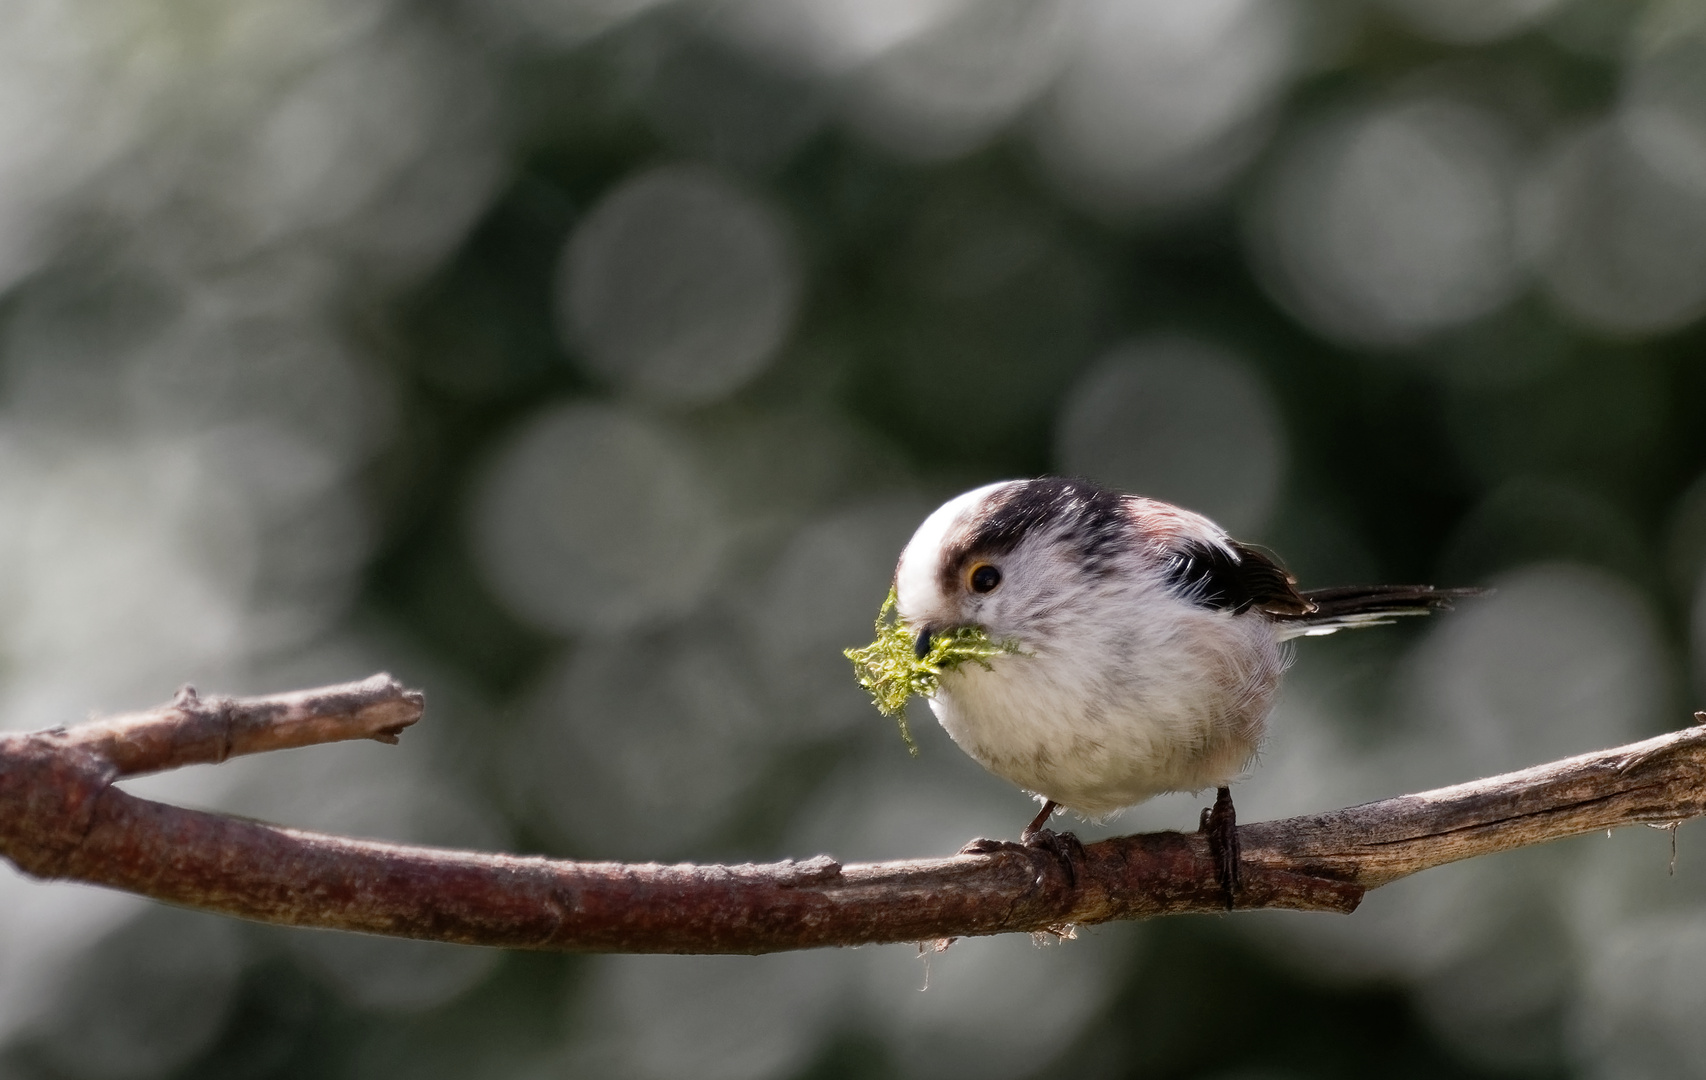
xmin=843 ymin=587 xmax=1017 ymax=755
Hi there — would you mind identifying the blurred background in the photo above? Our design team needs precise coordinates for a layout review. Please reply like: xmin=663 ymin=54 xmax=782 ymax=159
xmin=1 ymin=0 xmax=1705 ymax=1076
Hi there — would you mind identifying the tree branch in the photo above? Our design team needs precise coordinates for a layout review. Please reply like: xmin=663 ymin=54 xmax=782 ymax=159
xmin=0 ymin=676 xmax=1700 ymax=953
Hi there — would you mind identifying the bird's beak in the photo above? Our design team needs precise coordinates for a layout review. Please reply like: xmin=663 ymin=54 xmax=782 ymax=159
xmin=913 ymin=625 xmax=934 ymax=660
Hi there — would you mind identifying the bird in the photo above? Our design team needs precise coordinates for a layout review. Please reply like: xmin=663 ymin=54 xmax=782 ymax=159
xmin=890 ymin=476 xmax=1477 ymax=901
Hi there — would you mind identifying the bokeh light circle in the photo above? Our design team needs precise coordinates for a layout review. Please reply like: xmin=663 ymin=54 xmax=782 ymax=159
xmin=844 ymin=0 xmax=1074 ymax=161
xmin=1402 ymin=562 xmax=1666 ymax=782
xmin=471 ymin=402 xmax=730 ymax=636
xmin=1572 ymin=910 xmax=1706 ymax=1079
xmin=1534 ymin=119 xmax=1706 ymax=337
xmin=1033 ymin=0 xmax=1299 ymax=213
xmin=749 ymin=498 xmax=930 ymax=738
xmin=33 ymin=908 xmax=244 ymax=1080
xmin=1055 ymin=334 xmax=1287 ymax=535
xmin=518 ymin=620 xmax=774 ymax=859
xmin=1377 ymin=0 xmax=1564 ymax=45
xmin=860 ymin=932 xmax=1126 ymax=1080
xmin=1622 ymin=2 xmax=1706 ymax=201
xmin=559 ymin=164 xmax=800 ymax=407
xmin=702 ymin=0 xmax=967 ymax=79
xmin=576 ymin=951 xmax=846 ymax=1080
xmin=1249 ymin=96 xmax=1525 ymax=347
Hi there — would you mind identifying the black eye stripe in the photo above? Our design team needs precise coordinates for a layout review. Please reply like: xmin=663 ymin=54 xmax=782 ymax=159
xmin=970 ymin=564 xmax=1002 ymax=593
xmin=936 ymin=478 xmax=1131 ymax=595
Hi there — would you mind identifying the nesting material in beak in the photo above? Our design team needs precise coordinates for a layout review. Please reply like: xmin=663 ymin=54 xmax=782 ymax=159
xmin=843 ymin=588 xmax=1016 ymax=755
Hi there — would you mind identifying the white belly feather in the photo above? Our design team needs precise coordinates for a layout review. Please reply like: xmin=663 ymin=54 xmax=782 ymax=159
xmin=926 ymin=599 xmax=1285 ymax=818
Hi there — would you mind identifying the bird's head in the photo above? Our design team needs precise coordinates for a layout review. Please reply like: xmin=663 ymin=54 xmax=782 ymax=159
xmin=893 ymin=478 xmax=1133 ymax=659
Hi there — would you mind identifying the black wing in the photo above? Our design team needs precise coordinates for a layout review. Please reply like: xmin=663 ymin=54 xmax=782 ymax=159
xmin=1162 ymin=540 xmax=1313 ymax=616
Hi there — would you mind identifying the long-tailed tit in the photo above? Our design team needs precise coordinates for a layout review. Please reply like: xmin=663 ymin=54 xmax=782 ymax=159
xmin=892 ymin=477 xmax=1476 ymax=898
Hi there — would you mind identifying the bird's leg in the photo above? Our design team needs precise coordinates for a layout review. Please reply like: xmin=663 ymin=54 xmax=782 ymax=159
xmin=1199 ymin=785 xmax=1241 ymax=908
xmin=1022 ymin=799 xmax=1059 ymax=840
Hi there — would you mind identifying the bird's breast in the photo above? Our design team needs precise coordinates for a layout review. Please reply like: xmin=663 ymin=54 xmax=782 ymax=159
xmin=927 ymin=606 xmax=1284 ymax=816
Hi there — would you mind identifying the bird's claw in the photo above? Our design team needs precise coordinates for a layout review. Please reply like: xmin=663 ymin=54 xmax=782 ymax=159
xmin=959 ymin=829 xmax=1085 ymax=887
xmin=1201 ymin=785 xmax=1241 ymax=909
xmin=1023 ymin=827 xmax=1086 ymax=887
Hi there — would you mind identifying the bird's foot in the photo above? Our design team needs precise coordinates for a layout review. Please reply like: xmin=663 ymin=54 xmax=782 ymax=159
xmin=1199 ymin=785 xmax=1241 ymax=909
xmin=1022 ymin=827 xmax=1086 ymax=887
xmin=957 ymin=833 xmax=1085 ymax=887
xmin=960 ymin=800 xmax=1085 ymax=886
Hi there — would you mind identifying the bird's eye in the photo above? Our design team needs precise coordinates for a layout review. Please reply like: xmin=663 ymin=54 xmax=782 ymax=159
xmin=968 ymin=564 xmax=1002 ymax=594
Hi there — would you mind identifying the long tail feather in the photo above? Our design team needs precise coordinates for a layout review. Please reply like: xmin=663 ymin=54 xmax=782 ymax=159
xmin=1274 ymin=584 xmax=1485 ymax=640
